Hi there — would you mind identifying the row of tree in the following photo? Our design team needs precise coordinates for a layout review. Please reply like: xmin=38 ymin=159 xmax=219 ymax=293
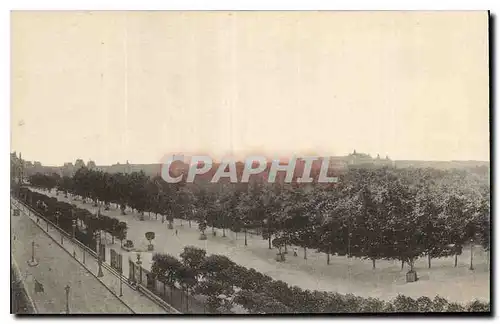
xmin=16 ymin=187 xmax=128 ymax=250
xmin=151 ymin=246 xmax=490 ymax=313
xmin=28 ymin=165 xmax=490 ymax=274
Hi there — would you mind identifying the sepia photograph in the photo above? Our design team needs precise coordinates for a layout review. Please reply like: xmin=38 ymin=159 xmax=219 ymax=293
xmin=10 ymin=10 xmax=490 ymax=315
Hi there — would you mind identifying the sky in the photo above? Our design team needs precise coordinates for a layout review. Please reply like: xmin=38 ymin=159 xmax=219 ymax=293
xmin=11 ymin=11 xmax=489 ymax=166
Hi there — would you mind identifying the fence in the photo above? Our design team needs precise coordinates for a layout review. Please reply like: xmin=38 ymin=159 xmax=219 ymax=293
xmin=110 ymin=249 xmax=123 ymax=273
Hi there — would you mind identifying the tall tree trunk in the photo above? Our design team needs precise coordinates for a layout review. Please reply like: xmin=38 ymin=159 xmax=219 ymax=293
xmin=409 ymin=259 xmax=415 ymax=272
xmin=470 ymin=244 xmax=474 ymax=270
xmin=401 ymin=260 xmax=404 ymax=270
xmin=304 ymin=247 xmax=307 ymax=260
xmin=372 ymin=258 xmax=376 ymax=269
xmin=284 ymin=242 xmax=288 ymax=254
xmin=327 ymin=246 xmax=331 ymax=265
xmin=189 ymin=219 xmax=192 ymax=228
xmin=268 ymin=235 xmax=272 ymax=249
xmin=428 ymin=254 xmax=432 ymax=268
xmin=454 ymin=254 xmax=458 ymax=267
xmin=244 ymin=229 xmax=247 ymax=246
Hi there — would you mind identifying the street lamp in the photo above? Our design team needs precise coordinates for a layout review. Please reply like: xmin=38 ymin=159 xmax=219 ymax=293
xmin=55 ymin=211 xmax=60 ymax=227
xmin=136 ymin=253 xmax=142 ymax=285
xmin=64 ymin=284 xmax=70 ymax=314
xmin=96 ymin=231 xmax=104 ymax=277
xmin=27 ymin=241 xmax=38 ymax=267
xmin=72 ymin=219 xmax=77 ymax=239
xmin=119 ymin=252 xmax=123 ymax=297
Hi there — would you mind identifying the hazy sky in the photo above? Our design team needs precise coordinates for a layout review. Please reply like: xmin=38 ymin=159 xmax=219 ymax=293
xmin=11 ymin=11 xmax=489 ymax=166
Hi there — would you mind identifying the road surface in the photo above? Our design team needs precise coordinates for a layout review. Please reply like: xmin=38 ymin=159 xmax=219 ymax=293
xmin=11 ymin=203 xmax=133 ymax=314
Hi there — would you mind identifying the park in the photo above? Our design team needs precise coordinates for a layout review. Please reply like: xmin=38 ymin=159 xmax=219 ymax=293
xmin=12 ymin=164 xmax=491 ymax=314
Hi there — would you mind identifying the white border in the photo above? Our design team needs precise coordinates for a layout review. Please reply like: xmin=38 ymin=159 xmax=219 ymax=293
xmin=2 ymin=1 xmax=497 ymax=324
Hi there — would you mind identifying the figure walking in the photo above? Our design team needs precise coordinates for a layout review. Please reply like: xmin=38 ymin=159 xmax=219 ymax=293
xmin=34 ymin=279 xmax=44 ymax=293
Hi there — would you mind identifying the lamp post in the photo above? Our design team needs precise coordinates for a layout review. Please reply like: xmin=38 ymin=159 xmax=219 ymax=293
xmin=96 ymin=231 xmax=104 ymax=277
xmin=136 ymin=253 xmax=142 ymax=285
xmin=27 ymin=241 xmax=38 ymax=266
xmin=119 ymin=253 xmax=123 ymax=297
xmin=31 ymin=241 xmax=35 ymax=263
xmin=64 ymin=284 xmax=70 ymax=314
xmin=72 ymin=219 xmax=77 ymax=239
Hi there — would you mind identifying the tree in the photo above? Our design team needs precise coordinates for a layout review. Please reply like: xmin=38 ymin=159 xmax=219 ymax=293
xmin=129 ymin=171 xmax=149 ymax=220
xmin=198 ymin=221 xmax=207 ymax=239
xmin=441 ymin=191 xmax=476 ymax=267
xmin=180 ymin=246 xmax=207 ymax=274
xmin=177 ymin=265 xmax=198 ymax=312
xmin=197 ymin=254 xmax=237 ymax=313
xmin=151 ymin=253 xmax=183 ymax=301
xmin=115 ymin=222 xmax=128 ymax=248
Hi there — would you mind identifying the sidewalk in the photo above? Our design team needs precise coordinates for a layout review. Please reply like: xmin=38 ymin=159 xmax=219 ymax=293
xmin=11 ymin=204 xmax=132 ymax=314
xmin=12 ymin=198 xmax=169 ymax=314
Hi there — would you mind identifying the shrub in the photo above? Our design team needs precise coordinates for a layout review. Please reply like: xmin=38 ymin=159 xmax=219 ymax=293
xmin=432 ymin=296 xmax=449 ymax=312
xmin=393 ymin=294 xmax=419 ymax=312
xmin=360 ymin=297 xmax=386 ymax=313
xmin=416 ymin=296 xmax=433 ymax=312
xmin=466 ymin=300 xmax=490 ymax=312
xmin=446 ymin=302 xmax=465 ymax=312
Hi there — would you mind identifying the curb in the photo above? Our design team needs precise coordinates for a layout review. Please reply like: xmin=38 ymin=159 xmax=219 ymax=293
xmin=11 ymin=254 xmax=38 ymax=314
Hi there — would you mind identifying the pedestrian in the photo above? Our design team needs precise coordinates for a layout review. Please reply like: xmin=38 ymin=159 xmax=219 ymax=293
xmin=293 ymin=247 xmax=298 ymax=257
xmin=175 ymin=229 xmax=178 ymax=236
xmin=34 ymin=279 xmax=44 ymax=293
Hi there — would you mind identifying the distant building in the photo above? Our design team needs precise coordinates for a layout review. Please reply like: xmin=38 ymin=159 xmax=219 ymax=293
xmin=75 ymin=159 xmax=85 ymax=170
xmin=61 ymin=162 xmax=75 ymax=177
xmin=87 ymin=160 xmax=96 ymax=170
xmin=327 ymin=150 xmax=394 ymax=169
